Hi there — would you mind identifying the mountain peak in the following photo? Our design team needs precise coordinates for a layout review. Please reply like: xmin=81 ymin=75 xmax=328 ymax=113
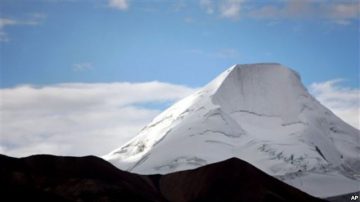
xmin=206 ymin=63 xmax=301 ymax=91
xmin=231 ymin=62 xmax=285 ymax=69
xmin=208 ymin=63 xmax=305 ymax=122
xmin=227 ymin=63 xmax=296 ymax=73
xmin=105 ymin=63 xmax=360 ymax=198
xmin=216 ymin=63 xmax=301 ymax=88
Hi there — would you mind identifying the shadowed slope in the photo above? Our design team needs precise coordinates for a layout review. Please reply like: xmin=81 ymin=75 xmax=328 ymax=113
xmin=160 ymin=157 xmax=324 ymax=202
xmin=0 ymin=154 xmax=325 ymax=202
xmin=0 ymin=154 xmax=163 ymax=202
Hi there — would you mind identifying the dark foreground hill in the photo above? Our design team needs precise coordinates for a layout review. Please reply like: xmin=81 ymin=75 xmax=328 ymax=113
xmin=0 ymin=154 xmax=325 ymax=202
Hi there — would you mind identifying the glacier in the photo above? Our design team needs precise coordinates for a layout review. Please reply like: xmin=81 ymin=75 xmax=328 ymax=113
xmin=104 ymin=63 xmax=360 ymax=197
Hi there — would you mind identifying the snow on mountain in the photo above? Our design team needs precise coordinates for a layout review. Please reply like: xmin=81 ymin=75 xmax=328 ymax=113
xmin=104 ymin=63 xmax=360 ymax=197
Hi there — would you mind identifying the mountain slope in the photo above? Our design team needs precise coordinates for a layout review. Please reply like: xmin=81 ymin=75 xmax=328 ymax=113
xmin=0 ymin=154 xmax=324 ymax=202
xmin=0 ymin=154 xmax=163 ymax=202
xmin=104 ymin=63 xmax=360 ymax=197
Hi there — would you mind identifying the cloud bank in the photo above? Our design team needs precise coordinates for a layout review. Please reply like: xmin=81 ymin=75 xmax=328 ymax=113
xmin=0 ymin=82 xmax=196 ymax=157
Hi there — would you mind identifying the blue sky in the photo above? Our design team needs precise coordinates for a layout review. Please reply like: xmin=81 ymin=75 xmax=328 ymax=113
xmin=0 ymin=0 xmax=359 ymax=156
xmin=0 ymin=0 xmax=359 ymax=88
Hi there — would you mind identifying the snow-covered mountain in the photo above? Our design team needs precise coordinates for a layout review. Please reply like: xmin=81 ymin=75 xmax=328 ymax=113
xmin=104 ymin=63 xmax=359 ymax=197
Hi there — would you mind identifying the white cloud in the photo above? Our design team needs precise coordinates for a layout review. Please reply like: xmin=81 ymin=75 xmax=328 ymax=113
xmin=72 ymin=63 xmax=93 ymax=71
xmin=108 ymin=0 xmax=129 ymax=10
xmin=0 ymin=82 xmax=196 ymax=157
xmin=309 ymin=79 xmax=359 ymax=129
xmin=220 ymin=0 xmax=245 ymax=20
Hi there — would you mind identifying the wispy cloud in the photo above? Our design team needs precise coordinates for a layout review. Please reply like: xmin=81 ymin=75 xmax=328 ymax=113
xmin=186 ymin=49 xmax=205 ymax=54
xmin=0 ymin=82 xmax=196 ymax=157
xmin=199 ymin=0 xmax=359 ymax=25
xmin=72 ymin=63 xmax=93 ymax=72
xmin=199 ymin=0 xmax=245 ymax=20
xmin=185 ymin=48 xmax=241 ymax=58
xmin=184 ymin=16 xmax=195 ymax=23
xmin=247 ymin=0 xmax=360 ymax=25
xmin=326 ymin=2 xmax=360 ymax=25
xmin=0 ymin=13 xmax=46 ymax=42
xmin=200 ymin=0 xmax=215 ymax=14
xmin=0 ymin=18 xmax=18 ymax=29
xmin=108 ymin=0 xmax=129 ymax=10
xmin=247 ymin=0 xmax=316 ymax=20
xmin=310 ymin=79 xmax=359 ymax=129
xmin=0 ymin=13 xmax=46 ymax=28
xmin=0 ymin=31 xmax=10 ymax=42
xmin=215 ymin=48 xmax=241 ymax=58
xmin=219 ymin=0 xmax=245 ymax=20
xmin=172 ymin=0 xmax=187 ymax=12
